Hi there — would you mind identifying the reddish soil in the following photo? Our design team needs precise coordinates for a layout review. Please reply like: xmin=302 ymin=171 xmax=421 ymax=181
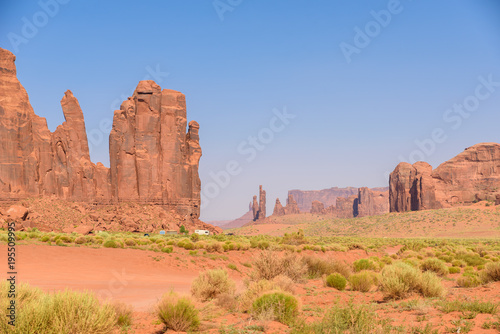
xmin=3 ymin=243 xmax=500 ymax=333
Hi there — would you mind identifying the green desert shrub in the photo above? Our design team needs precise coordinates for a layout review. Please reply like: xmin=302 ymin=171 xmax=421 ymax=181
xmin=420 ymin=258 xmax=448 ymax=276
xmin=161 ymin=246 xmax=173 ymax=253
xmin=325 ymin=273 xmax=347 ymax=291
xmin=156 ymin=292 xmax=199 ymax=332
xmin=353 ymin=258 xmax=377 ymax=272
xmin=239 ymin=276 xmax=295 ymax=312
xmin=457 ymin=272 xmax=482 ymax=288
xmin=103 ymin=240 xmax=119 ymax=248
xmin=124 ymin=239 xmax=136 ymax=246
xmin=452 ymin=259 xmax=467 ymax=268
xmin=456 ymin=253 xmax=486 ymax=267
xmin=419 ymin=271 xmax=445 ymax=298
xmin=191 ymin=269 xmax=235 ymax=301
xmin=448 ymin=267 xmax=461 ymax=274
xmin=379 ymin=262 xmax=444 ymax=299
xmin=74 ymin=236 xmax=86 ymax=244
xmin=252 ymin=292 xmax=299 ymax=326
xmin=348 ymin=271 xmax=377 ymax=292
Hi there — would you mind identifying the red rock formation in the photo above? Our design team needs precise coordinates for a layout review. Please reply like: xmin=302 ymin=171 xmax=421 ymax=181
xmin=0 ymin=47 xmax=202 ymax=220
xmin=273 ymin=198 xmax=285 ymax=216
xmin=310 ymin=200 xmax=326 ymax=214
xmin=356 ymin=187 xmax=390 ymax=217
xmin=0 ymin=47 xmax=108 ymax=201
xmin=289 ymin=187 xmax=359 ymax=211
xmin=390 ymin=143 xmax=500 ymax=212
xmin=332 ymin=196 xmax=356 ymax=218
xmin=284 ymin=194 xmax=300 ymax=214
xmin=109 ymin=81 xmax=202 ymax=218
xmin=251 ymin=185 xmax=266 ymax=220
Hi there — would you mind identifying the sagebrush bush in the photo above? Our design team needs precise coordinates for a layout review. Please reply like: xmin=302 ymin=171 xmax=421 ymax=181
xmin=303 ymin=256 xmax=351 ymax=279
xmin=74 ymin=236 xmax=86 ymax=244
xmin=419 ymin=271 xmax=445 ymax=298
xmin=448 ymin=267 xmax=461 ymax=274
xmin=161 ymin=246 xmax=173 ymax=253
xmin=379 ymin=262 xmax=444 ymax=299
xmin=252 ymin=292 xmax=299 ymax=325
xmin=103 ymin=240 xmax=119 ymax=248
xmin=420 ymin=258 xmax=448 ymax=276
xmin=303 ymin=256 xmax=335 ymax=278
xmin=252 ymin=250 xmax=307 ymax=282
xmin=325 ymin=273 xmax=347 ymax=291
xmin=239 ymin=276 xmax=295 ymax=312
xmin=191 ymin=269 xmax=235 ymax=301
xmin=125 ymin=239 xmax=136 ymax=246
xmin=457 ymin=273 xmax=482 ymax=288
xmin=156 ymin=292 xmax=199 ymax=332
xmin=482 ymin=262 xmax=500 ymax=282
xmin=348 ymin=271 xmax=377 ymax=292
xmin=353 ymin=259 xmax=377 ymax=272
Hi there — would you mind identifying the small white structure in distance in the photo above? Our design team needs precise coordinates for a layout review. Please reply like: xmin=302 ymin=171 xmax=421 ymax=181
xmin=159 ymin=230 xmax=166 ymax=235
xmin=194 ymin=230 xmax=210 ymax=236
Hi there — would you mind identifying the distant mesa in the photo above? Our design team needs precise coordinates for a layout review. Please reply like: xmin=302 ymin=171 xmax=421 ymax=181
xmin=0 ymin=47 xmax=208 ymax=231
xmin=389 ymin=143 xmax=500 ymax=212
xmin=272 ymin=187 xmax=389 ymax=219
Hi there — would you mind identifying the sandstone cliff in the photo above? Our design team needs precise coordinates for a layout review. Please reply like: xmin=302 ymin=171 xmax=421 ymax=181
xmin=251 ymin=185 xmax=266 ymax=220
xmin=109 ymin=81 xmax=201 ymax=218
xmin=0 ymin=47 xmax=201 ymax=220
xmin=389 ymin=143 xmax=500 ymax=212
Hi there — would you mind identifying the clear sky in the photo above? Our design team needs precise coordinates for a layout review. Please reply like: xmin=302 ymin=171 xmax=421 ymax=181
xmin=1 ymin=1 xmax=500 ymax=221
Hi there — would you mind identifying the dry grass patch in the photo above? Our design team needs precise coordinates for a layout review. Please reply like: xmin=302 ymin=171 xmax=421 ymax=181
xmin=156 ymin=292 xmax=199 ymax=332
xmin=252 ymin=250 xmax=307 ymax=282
xmin=191 ymin=269 xmax=235 ymax=301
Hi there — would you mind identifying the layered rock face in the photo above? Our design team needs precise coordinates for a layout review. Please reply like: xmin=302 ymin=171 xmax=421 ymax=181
xmin=273 ymin=198 xmax=285 ymax=216
xmin=310 ymin=200 xmax=325 ymax=214
xmin=284 ymin=194 xmax=301 ymax=214
xmin=356 ymin=187 xmax=389 ymax=217
xmin=252 ymin=185 xmax=266 ymax=220
xmin=389 ymin=143 xmax=500 ymax=212
xmin=0 ymin=48 xmax=109 ymax=201
xmin=0 ymin=47 xmax=201 ymax=219
xmin=109 ymin=81 xmax=201 ymax=218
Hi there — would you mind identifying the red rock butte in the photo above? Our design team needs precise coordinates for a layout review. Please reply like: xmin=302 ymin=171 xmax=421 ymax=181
xmin=0 ymin=47 xmax=201 ymax=219
xmin=389 ymin=143 xmax=500 ymax=212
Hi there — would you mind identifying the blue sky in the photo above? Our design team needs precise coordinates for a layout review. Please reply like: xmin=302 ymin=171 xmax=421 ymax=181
xmin=1 ymin=1 xmax=499 ymax=221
